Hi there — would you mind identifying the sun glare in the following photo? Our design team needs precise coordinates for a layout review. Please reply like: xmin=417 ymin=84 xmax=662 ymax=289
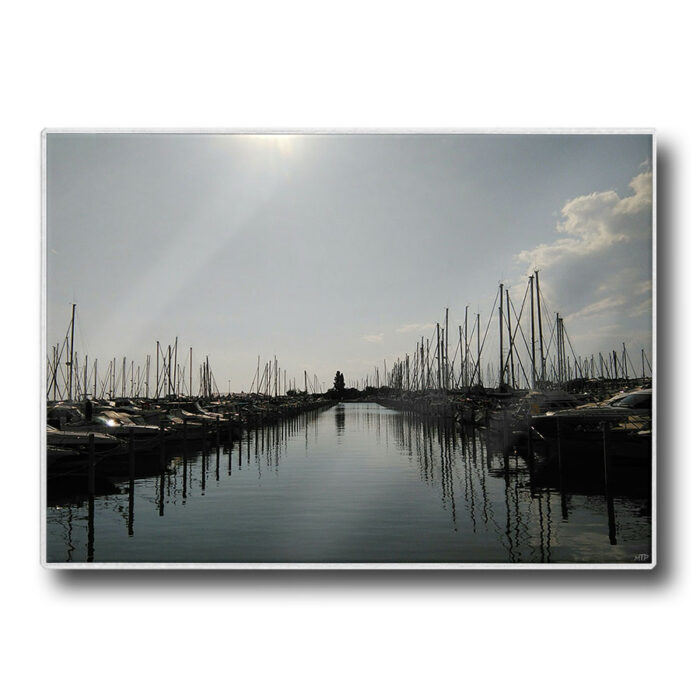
xmin=253 ymin=133 xmax=296 ymax=156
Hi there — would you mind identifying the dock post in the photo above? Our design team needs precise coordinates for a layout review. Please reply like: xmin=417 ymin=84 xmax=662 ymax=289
xmin=159 ymin=469 xmax=165 ymax=516
xmin=556 ymin=419 xmax=568 ymax=519
xmin=87 ymin=433 xmax=95 ymax=561
xmin=159 ymin=421 xmax=165 ymax=471
xmin=129 ymin=427 xmax=135 ymax=482
xmin=182 ymin=416 xmax=187 ymax=461
xmin=216 ymin=415 xmax=220 ymax=448
xmin=88 ymin=433 xmax=95 ymax=496
xmin=128 ymin=427 xmax=135 ymax=536
xmin=602 ymin=421 xmax=617 ymax=545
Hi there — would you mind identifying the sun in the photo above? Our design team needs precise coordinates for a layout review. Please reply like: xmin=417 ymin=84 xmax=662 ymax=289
xmin=254 ymin=133 xmax=296 ymax=156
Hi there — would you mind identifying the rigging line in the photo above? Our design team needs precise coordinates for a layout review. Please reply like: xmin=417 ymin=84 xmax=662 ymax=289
xmin=562 ymin=324 xmax=584 ymax=377
xmin=463 ymin=318 xmax=478 ymax=368
xmin=623 ymin=345 xmax=640 ymax=378
xmin=468 ymin=289 xmax=499 ymax=386
xmin=536 ymin=286 xmax=557 ymax=342
xmin=57 ymin=361 xmax=68 ymax=394
xmin=46 ymin=349 xmax=61 ymax=396
xmin=534 ymin=285 xmax=558 ymax=369
xmin=47 ymin=334 xmax=70 ymax=397
xmin=539 ymin=293 xmax=558 ymax=355
xmin=74 ymin=309 xmax=91 ymax=360
xmin=510 ymin=299 xmax=536 ymax=367
xmin=98 ymin=366 xmax=110 ymax=397
xmin=506 ymin=292 xmax=534 ymax=368
xmin=503 ymin=286 xmax=529 ymax=370
xmin=46 ymin=360 xmax=57 ymax=399
xmin=536 ymin=281 xmax=555 ymax=329
xmin=510 ymin=338 xmax=532 ymax=390
xmin=54 ymin=333 xmax=69 ymax=365
xmin=644 ymin=351 xmax=653 ymax=374
xmin=543 ymin=318 xmax=558 ymax=368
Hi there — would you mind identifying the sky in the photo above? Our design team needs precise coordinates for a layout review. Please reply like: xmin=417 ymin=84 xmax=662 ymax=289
xmin=46 ymin=133 xmax=653 ymax=393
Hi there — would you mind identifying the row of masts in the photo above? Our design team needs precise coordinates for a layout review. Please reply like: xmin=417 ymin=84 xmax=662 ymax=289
xmin=47 ymin=305 xmax=220 ymax=401
xmin=248 ymin=355 xmax=325 ymax=396
xmin=354 ymin=271 xmax=653 ymax=392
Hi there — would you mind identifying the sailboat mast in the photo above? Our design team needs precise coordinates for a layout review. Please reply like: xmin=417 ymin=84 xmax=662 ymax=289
xmin=476 ymin=313 xmax=481 ymax=386
xmin=463 ymin=306 xmax=468 ymax=389
xmin=499 ymin=283 xmax=504 ymax=388
xmin=445 ymin=308 xmax=449 ymax=390
xmin=52 ymin=345 xmax=58 ymax=401
xmin=529 ymin=276 xmax=536 ymax=388
xmin=506 ymin=288 xmax=514 ymax=388
xmin=535 ymin=270 xmax=545 ymax=383
xmin=173 ymin=337 xmax=178 ymax=396
xmin=436 ymin=323 xmax=441 ymax=390
xmin=67 ymin=303 xmax=76 ymax=400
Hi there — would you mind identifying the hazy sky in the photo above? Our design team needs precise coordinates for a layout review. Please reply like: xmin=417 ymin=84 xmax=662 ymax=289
xmin=46 ymin=133 xmax=653 ymax=392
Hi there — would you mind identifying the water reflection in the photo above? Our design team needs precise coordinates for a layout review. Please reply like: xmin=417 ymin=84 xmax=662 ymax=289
xmin=46 ymin=403 xmax=651 ymax=564
xmin=335 ymin=405 xmax=345 ymax=436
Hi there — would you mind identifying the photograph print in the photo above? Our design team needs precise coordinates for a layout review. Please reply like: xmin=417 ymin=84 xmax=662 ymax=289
xmin=43 ymin=131 xmax=654 ymax=567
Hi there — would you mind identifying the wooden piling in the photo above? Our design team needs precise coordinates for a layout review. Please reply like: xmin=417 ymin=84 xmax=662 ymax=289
xmin=601 ymin=421 xmax=617 ymax=545
xmin=88 ymin=433 xmax=95 ymax=496
xmin=556 ymin=419 xmax=568 ymax=519
xmin=127 ymin=428 xmax=135 ymax=536
xmin=128 ymin=427 xmax=135 ymax=482
xmin=159 ymin=421 xmax=165 ymax=471
xmin=159 ymin=470 xmax=165 ymax=516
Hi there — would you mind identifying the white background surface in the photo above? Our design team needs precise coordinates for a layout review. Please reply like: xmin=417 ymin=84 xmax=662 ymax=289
xmin=2 ymin=2 xmax=695 ymax=698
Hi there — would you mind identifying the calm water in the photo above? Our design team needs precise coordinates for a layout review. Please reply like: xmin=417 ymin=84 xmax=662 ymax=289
xmin=46 ymin=402 xmax=652 ymax=564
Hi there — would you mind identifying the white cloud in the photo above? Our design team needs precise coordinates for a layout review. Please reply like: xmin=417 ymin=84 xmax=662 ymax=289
xmin=514 ymin=171 xmax=653 ymax=355
xmin=629 ymin=298 xmax=653 ymax=318
xmin=517 ymin=171 xmax=651 ymax=272
xmin=363 ymin=333 xmax=384 ymax=343
xmin=567 ymin=295 xmax=627 ymax=322
xmin=396 ymin=323 xmax=434 ymax=334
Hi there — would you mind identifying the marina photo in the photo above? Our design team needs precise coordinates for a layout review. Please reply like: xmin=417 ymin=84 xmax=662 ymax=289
xmin=43 ymin=131 xmax=655 ymax=567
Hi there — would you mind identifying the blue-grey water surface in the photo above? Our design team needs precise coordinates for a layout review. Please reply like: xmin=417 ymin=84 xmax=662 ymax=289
xmin=46 ymin=402 xmax=651 ymax=564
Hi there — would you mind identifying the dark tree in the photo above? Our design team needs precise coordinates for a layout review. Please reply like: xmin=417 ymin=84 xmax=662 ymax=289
xmin=333 ymin=371 xmax=345 ymax=393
